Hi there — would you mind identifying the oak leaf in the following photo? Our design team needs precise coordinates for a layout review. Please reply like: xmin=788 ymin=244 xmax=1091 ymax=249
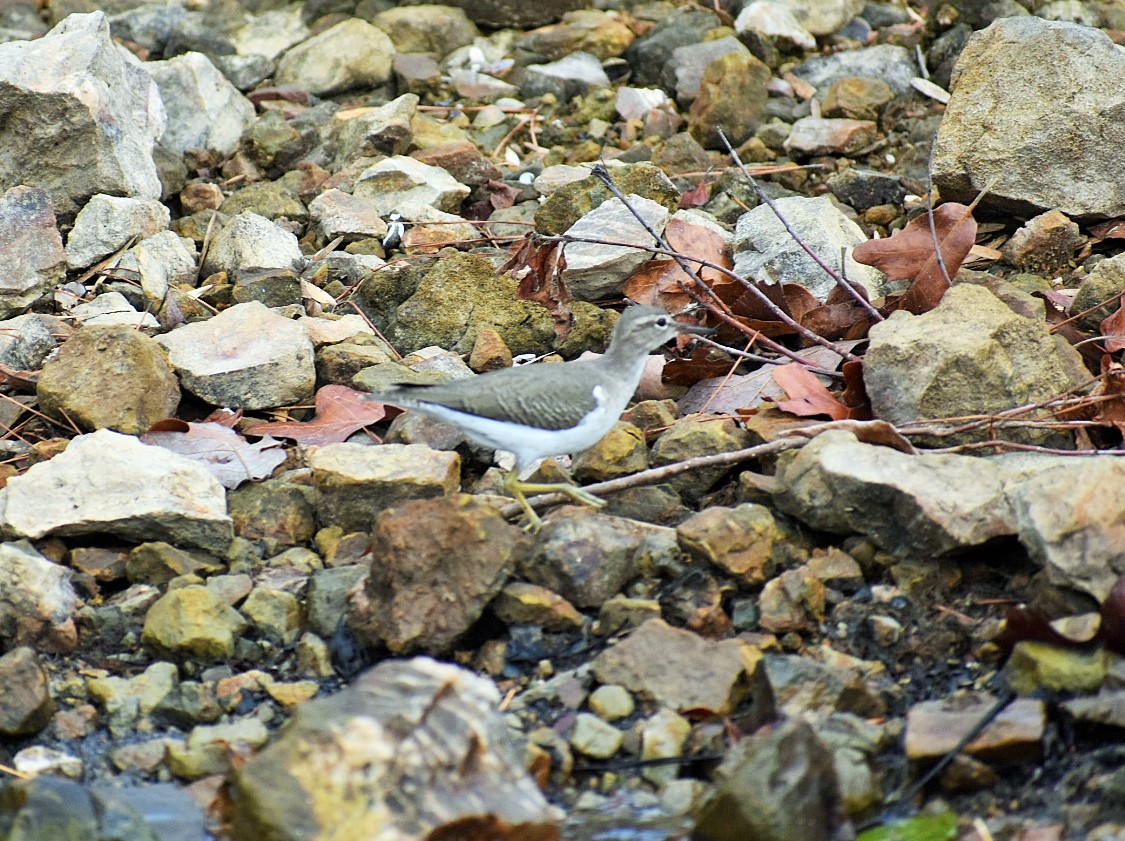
xmin=243 ymin=385 xmax=386 ymax=446
xmin=853 ymin=202 xmax=977 ymax=314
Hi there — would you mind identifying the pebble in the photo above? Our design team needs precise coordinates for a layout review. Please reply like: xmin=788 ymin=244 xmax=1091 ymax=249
xmin=569 ymin=712 xmax=623 ymax=759
xmin=142 ymin=585 xmax=249 ymax=661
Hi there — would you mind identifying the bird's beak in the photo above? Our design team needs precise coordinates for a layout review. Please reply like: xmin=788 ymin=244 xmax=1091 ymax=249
xmin=676 ymin=320 xmax=717 ymax=337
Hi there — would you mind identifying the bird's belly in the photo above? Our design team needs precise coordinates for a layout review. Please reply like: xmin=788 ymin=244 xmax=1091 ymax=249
xmin=416 ymin=402 xmax=620 ymax=471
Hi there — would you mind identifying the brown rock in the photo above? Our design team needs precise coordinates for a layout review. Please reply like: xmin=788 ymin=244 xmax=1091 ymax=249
xmin=468 ymin=325 xmax=513 ymax=372
xmin=571 ymin=421 xmax=647 ymax=483
xmin=413 ymin=141 xmax=503 ymax=186
xmin=229 ymin=658 xmax=560 ymax=841
xmin=1001 ymin=209 xmax=1081 ymax=274
xmin=36 ymin=324 xmax=181 ymax=434
xmin=0 ymin=647 xmax=54 ymax=735
xmin=688 ymin=51 xmax=772 ymax=149
xmin=758 ymin=566 xmax=827 ymax=633
xmin=520 ymin=509 xmax=675 ymax=608
xmin=695 ymin=719 xmax=843 ymax=841
xmin=821 ymin=76 xmax=895 ymax=121
xmin=904 ymin=693 xmax=1046 ymax=763
xmin=677 ymin=503 xmax=780 ymax=585
xmin=784 ymin=117 xmax=879 ymax=157
xmin=348 ymin=494 xmax=528 ymax=654
xmin=491 ymin=582 xmax=584 ymax=631
xmin=592 ymin=619 xmax=774 ymax=716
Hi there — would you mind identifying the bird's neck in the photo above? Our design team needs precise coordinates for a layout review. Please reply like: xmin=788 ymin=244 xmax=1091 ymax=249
xmin=601 ymin=340 xmax=651 ymax=394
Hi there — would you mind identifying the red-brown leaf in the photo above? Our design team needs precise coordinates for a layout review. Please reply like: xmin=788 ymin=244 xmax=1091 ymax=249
xmin=243 ymin=385 xmax=386 ymax=445
xmin=769 ymin=362 xmax=851 ymax=420
xmin=1101 ymin=297 xmax=1125 ymax=353
xmin=623 ymin=217 xmax=733 ymax=312
xmin=853 ymin=202 xmax=977 ymax=314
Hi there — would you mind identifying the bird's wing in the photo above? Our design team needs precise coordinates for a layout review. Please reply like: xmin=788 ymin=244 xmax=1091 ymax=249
xmin=369 ymin=361 xmax=603 ymax=431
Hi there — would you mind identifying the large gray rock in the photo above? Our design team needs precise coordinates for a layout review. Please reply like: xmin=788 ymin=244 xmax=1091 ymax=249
xmin=146 ymin=52 xmax=255 ymax=157
xmin=933 ymin=16 xmax=1125 ymax=219
xmin=562 ymin=195 xmax=670 ymax=302
xmin=732 ymin=195 xmax=882 ymax=301
xmin=0 ymin=429 xmax=232 ymax=553
xmin=155 ymin=301 xmax=316 ymax=410
xmin=0 ymin=12 xmax=164 ymax=217
xmin=773 ymin=428 xmax=1125 ymax=602
xmin=230 ymin=657 xmax=560 ymax=840
xmin=0 ymin=186 xmax=66 ymax=317
xmin=1010 ymin=458 xmax=1125 ymax=603
xmin=774 ymin=429 xmax=1018 ymax=557
xmin=864 ymin=284 xmax=1087 ymax=446
xmin=200 ymin=211 xmax=302 ymax=275
xmin=274 ymin=18 xmax=395 ymax=96
xmin=791 ymin=44 xmax=917 ymax=97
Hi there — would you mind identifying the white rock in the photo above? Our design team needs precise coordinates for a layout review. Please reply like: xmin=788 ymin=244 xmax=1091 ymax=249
xmin=774 ymin=0 xmax=863 ymax=35
xmin=146 ymin=52 xmax=256 ymax=157
xmin=0 ymin=429 xmax=232 ymax=552
xmin=231 ymin=8 xmax=310 ymax=60
xmin=525 ymin=51 xmax=610 ymax=92
xmin=732 ymin=195 xmax=882 ymax=301
xmin=533 ymin=164 xmax=593 ymax=196
xmin=65 ymin=194 xmax=169 ymax=270
xmin=0 ymin=540 xmax=78 ymax=653
xmin=68 ymin=291 xmax=159 ymax=328
xmin=155 ymin=301 xmax=315 ymax=410
xmin=298 ymin=314 xmax=374 ymax=346
xmin=201 ymin=212 xmax=303 ymax=276
xmin=614 ymin=87 xmax=672 ymax=120
xmin=353 ymin=156 xmax=470 ymax=216
xmin=309 ymin=189 xmax=389 ymax=242
xmin=118 ymin=230 xmax=198 ymax=305
xmin=562 ymin=195 xmax=670 ymax=301
xmin=735 ymin=1 xmax=816 ymax=51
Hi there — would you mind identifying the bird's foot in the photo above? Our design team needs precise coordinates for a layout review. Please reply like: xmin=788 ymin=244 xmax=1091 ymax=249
xmin=513 ymin=479 xmax=606 ymax=509
xmin=504 ymin=473 xmax=605 ymax=531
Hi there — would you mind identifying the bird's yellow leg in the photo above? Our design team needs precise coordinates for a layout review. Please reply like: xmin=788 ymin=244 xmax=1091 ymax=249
xmin=503 ymin=471 xmax=607 ymax=531
xmin=503 ymin=470 xmax=544 ymax=532
xmin=506 ymin=473 xmax=606 ymax=509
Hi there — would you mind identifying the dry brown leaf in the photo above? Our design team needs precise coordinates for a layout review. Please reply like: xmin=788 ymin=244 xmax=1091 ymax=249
xmin=853 ymin=202 xmax=978 ymax=314
xmin=769 ymin=362 xmax=851 ymax=420
xmin=243 ymin=385 xmax=386 ymax=445
xmin=623 ymin=217 xmax=733 ymax=311
xmin=1101 ymin=298 xmax=1125 ymax=353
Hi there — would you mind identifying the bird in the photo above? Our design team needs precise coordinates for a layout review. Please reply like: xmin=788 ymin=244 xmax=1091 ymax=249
xmin=363 ymin=306 xmax=712 ymax=530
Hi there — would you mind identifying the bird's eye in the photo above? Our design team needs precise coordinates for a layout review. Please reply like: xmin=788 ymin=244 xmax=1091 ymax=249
xmin=656 ymin=316 xmax=670 ymax=328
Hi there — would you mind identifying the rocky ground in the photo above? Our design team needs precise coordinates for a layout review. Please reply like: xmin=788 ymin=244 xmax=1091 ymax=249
xmin=4 ymin=0 xmax=1125 ymax=839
